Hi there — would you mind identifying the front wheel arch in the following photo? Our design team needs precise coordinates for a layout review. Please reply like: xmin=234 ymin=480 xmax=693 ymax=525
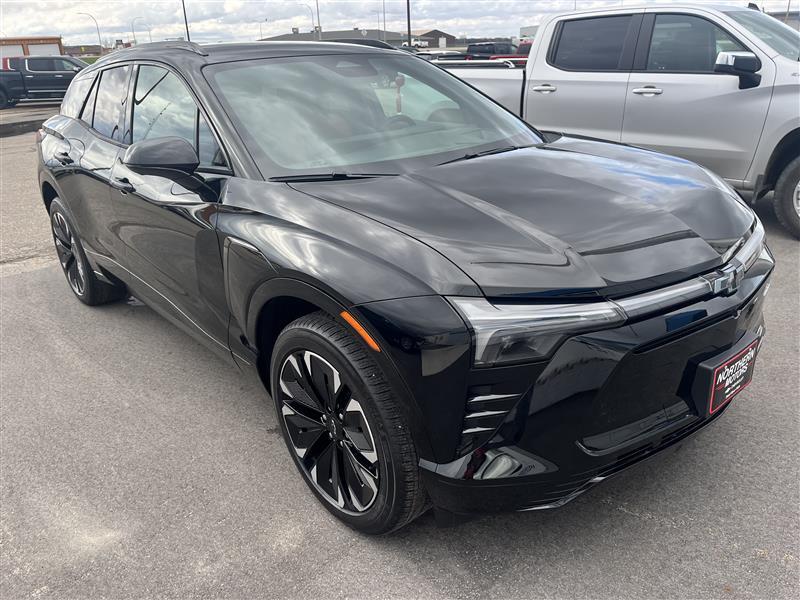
xmin=247 ymin=278 xmax=436 ymax=462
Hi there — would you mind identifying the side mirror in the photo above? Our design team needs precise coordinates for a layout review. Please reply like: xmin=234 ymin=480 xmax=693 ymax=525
xmin=714 ymin=51 xmax=761 ymax=89
xmin=122 ymin=137 xmax=199 ymax=174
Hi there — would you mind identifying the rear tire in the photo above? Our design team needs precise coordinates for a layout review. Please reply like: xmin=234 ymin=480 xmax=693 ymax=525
xmin=270 ymin=311 xmax=428 ymax=534
xmin=772 ymin=156 xmax=800 ymax=239
xmin=0 ymin=89 xmax=9 ymax=109
xmin=49 ymin=197 xmax=127 ymax=305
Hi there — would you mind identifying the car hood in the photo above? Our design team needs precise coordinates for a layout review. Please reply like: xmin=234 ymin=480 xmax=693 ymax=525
xmin=291 ymin=136 xmax=755 ymax=298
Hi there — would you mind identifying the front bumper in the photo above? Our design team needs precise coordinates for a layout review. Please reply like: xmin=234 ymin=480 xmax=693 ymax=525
xmin=419 ymin=253 xmax=773 ymax=516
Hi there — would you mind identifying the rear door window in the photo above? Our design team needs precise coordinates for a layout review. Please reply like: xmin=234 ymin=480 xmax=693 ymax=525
xmin=61 ymin=73 xmax=96 ymax=118
xmin=646 ymin=14 xmax=746 ymax=72
xmin=92 ymin=65 xmax=130 ymax=139
xmin=26 ymin=58 xmax=55 ymax=72
xmin=551 ymin=15 xmax=633 ymax=70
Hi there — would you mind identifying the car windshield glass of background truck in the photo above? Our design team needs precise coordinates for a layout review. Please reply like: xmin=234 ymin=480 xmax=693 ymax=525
xmin=724 ymin=9 xmax=800 ymax=60
xmin=206 ymin=53 xmax=541 ymax=176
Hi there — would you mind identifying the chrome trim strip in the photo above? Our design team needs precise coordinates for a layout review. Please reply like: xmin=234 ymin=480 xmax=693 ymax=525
xmin=467 ymin=393 xmax=518 ymax=404
xmin=464 ymin=410 xmax=506 ymax=419
xmin=462 ymin=426 xmax=494 ymax=435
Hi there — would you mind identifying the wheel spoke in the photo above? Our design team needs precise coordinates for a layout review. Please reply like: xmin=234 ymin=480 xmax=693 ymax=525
xmin=301 ymin=432 xmax=333 ymax=472
xmin=304 ymin=352 xmax=341 ymax=414
xmin=282 ymin=404 xmax=326 ymax=457
xmin=279 ymin=353 xmax=325 ymax=413
xmin=342 ymin=398 xmax=378 ymax=465
xmin=342 ymin=443 xmax=378 ymax=510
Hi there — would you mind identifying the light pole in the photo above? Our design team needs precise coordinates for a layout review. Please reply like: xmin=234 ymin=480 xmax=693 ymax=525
xmin=77 ymin=12 xmax=102 ymax=54
xmin=254 ymin=18 xmax=267 ymax=40
xmin=382 ymin=0 xmax=386 ymax=41
xmin=315 ymin=0 xmax=322 ymax=40
xmin=180 ymin=0 xmax=191 ymax=41
xmin=406 ymin=0 xmax=412 ymax=47
xmin=298 ymin=4 xmax=316 ymax=38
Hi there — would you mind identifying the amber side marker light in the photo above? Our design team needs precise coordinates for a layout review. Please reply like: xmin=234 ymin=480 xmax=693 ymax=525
xmin=340 ymin=311 xmax=381 ymax=352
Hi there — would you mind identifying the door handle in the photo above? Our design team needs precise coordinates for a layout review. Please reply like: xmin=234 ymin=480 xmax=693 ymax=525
xmin=632 ymin=86 xmax=663 ymax=96
xmin=54 ymin=151 xmax=73 ymax=165
xmin=25 ymin=75 xmax=33 ymax=78
xmin=111 ymin=176 xmax=136 ymax=194
xmin=54 ymin=74 xmax=63 ymax=78
xmin=532 ymin=84 xmax=557 ymax=93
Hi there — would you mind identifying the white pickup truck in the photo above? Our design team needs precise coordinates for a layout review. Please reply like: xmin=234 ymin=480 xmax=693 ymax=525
xmin=440 ymin=5 xmax=800 ymax=238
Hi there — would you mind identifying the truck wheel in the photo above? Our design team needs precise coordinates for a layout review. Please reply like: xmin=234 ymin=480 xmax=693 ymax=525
xmin=773 ymin=156 xmax=800 ymax=239
xmin=0 ymin=89 xmax=9 ymax=109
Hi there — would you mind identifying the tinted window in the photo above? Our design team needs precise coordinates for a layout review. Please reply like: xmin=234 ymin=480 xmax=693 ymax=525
xmin=92 ymin=65 xmax=130 ymax=139
xmin=80 ymin=78 xmax=98 ymax=125
xmin=724 ymin=9 xmax=800 ymax=60
xmin=132 ymin=65 xmax=227 ymax=169
xmin=61 ymin=74 xmax=95 ymax=118
xmin=552 ymin=16 xmax=632 ymax=70
xmin=53 ymin=58 xmax=79 ymax=71
xmin=207 ymin=54 xmax=541 ymax=175
xmin=647 ymin=14 xmax=746 ymax=72
xmin=27 ymin=58 xmax=54 ymax=71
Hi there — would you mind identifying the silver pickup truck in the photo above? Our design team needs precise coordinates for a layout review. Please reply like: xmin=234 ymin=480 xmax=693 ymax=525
xmin=442 ymin=5 xmax=800 ymax=238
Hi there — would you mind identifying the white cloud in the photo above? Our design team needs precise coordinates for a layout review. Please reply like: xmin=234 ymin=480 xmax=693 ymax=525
xmin=0 ymin=0 xmax=795 ymax=46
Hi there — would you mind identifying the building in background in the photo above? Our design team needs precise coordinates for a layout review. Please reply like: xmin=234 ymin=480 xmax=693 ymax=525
xmin=0 ymin=36 xmax=63 ymax=59
xmin=519 ymin=25 xmax=539 ymax=39
xmin=411 ymin=29 xmax=457 ymax=48
xmin=63 ymin=44 xmax=104 ymax=58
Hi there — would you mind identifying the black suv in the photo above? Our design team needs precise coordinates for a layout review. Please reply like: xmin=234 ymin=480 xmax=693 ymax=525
xmin=37 ymin=41 xmax=772 ymax=534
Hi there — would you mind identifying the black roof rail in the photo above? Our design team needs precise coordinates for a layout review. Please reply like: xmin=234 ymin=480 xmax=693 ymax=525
xmin=130 ymin=40 xmax=209 ymax=56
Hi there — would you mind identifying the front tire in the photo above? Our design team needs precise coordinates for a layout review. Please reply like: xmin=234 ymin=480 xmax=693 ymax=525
xmin=270 ymin=312 xmax=428 ymax=534
xmin=49 ymin=198 xmax=126 ymax=305
xmin=772 ymin=156 xmax=800 ymax=239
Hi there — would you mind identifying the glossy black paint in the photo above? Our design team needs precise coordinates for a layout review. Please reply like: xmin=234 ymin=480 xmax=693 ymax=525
xmin=37 ymin=42 xmax=773 ymax=517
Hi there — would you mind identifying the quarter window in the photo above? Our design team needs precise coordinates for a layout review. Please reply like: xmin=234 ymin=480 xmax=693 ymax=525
xmin=552 ymin=16 xmax=633 ymax=70
xmin=131 ymin=65 xmax=227 ymax=169
xmin=647 ymin=14 xmax=746 ymax=72
xmin=79 ymin=77 xmax=98 ymax=125
xmin=61 ymin=74 xmax=95 ymax=118
xmin=92 ymin=65 xmax=130 ymax=139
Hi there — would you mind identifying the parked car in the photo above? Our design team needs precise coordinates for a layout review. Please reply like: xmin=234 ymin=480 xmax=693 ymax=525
xmin=0 ymin=55 xmax=87 ymax=107
xmin=466 ymin=41 xmax=518 ymax=59
xmin=402 ymin=38 xmax=429 ymax=48
xmin=443 ymin=5 xmax=800 ymax=238
xmin=38 ymin=40 xmax=773 ymax=534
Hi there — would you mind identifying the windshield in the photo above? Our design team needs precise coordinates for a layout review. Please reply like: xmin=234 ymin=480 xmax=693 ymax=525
xmin=724 ymin=9 xmax=800 ymax=60
xmin=205 ymin=53 xmax=541 ymax=177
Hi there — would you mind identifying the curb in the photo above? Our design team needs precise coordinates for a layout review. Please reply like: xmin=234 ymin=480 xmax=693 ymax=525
xmin=0 ymin=118 xmax=45 ymax=138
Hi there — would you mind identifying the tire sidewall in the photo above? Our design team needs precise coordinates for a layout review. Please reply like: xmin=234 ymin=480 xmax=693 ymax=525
xmin=774 ymin=157 xmax=800 ymax=239
xmin=270 ymin=323 xmax=403 ymax=533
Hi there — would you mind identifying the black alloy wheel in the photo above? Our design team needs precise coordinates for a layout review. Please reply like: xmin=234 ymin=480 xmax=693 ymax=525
xmin=49 ymin=198 xmax=126 ymax=305
xmin=52 ymin=209 xmax=87 ymax=297
xmin=270 ymin=312 xmax=428 ymax=534
xmin=278 ymin=350 xmax=380 ymax=513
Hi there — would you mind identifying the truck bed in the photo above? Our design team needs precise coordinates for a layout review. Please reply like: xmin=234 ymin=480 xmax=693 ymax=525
xmin=437 ymin=62 xmax=526 ymax=116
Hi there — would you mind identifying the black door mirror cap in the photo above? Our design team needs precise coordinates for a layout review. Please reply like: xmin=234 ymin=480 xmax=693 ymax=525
xmin=123 ymin=137 xmax=200 ymax=174
xmin=714 ymin=51 xmax=760 ymax=74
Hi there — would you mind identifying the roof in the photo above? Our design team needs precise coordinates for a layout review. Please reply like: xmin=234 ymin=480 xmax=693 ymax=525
xmin=90 ymin=40 xmax=400 ymax=70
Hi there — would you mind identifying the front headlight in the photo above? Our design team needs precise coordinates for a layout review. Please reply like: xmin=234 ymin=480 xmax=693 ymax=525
xmin=449 ymin=297 xmax=625 ymax=367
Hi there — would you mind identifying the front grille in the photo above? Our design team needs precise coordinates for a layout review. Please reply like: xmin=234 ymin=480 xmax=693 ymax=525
xmin=457 ymin=389 xmax=520 ymax=455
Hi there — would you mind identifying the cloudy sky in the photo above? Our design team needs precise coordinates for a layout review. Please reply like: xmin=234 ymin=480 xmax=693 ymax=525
xmin=0 ymin=1 xmax=796 ymax=46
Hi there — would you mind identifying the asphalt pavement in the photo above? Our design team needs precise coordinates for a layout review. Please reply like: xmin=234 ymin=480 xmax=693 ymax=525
xmin=1 ymin=132 xmax=798 ymax=599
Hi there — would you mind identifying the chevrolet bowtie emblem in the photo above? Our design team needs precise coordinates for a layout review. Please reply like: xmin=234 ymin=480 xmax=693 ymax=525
xmin=711 ymin=263 xmax=745 ymax=296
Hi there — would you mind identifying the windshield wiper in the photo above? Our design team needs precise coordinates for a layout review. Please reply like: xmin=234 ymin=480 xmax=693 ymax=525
xmin=269 ymin=171 xmax=397 ymax=183
xmin=437 ymin=145 xmax=526 ymax=166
